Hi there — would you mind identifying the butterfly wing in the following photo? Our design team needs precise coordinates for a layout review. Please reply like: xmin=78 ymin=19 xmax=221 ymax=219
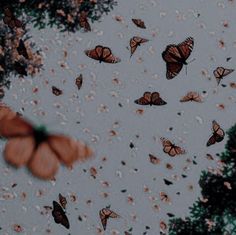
xmin=99 ymin=209 xmax=108 ymax=230
xmin=151 ymin=92 xmax=167 ymax=106
xmin=134 ymin=92 xmax=151 ymax=105
xmin=132 ymin=19 xmax=146 ymax=29
xmin=59 ymin=193 xmax=67 ymax=209
xmin=17 ymin=39 xmax=29 ymax=59
xmin=206 ymin=134 xmax=216 ymax=147
xmin=85 ymin=45 xmax=103 ymax=61
xmin=166 ymin=62 xmax=183 ymax=79
xmin=102 ymin=47 xmax=121 ymax=63
xmin=130 ymin=38 xmax=138 ymax=57
xmin=162 ymin=45 xmax=182 ymax=63
xmin=212 ymin=120 xmax=225 ymax=142
xmin=177 ymin=37 xmax=194 ymax=60
xmin=52 ymin=201 xmax=70 ymax=229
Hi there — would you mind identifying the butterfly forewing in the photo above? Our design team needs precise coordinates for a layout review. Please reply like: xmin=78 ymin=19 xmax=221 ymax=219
xmin=177 ymin=37 xmax=194 ymax=59
xmin=151 ymin=92 xmax=167 ymax=105
xmin=52 ymin=201 xmax=70 ymax=229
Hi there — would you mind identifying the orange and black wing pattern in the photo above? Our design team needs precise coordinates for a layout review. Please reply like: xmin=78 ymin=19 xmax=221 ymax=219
xmin=135 ymin=92 xmax=167 ymax=106
xmin=160 ymin=137 xmax=185 ymax=157
xmin=99 ymin=208 xmax=120 ymax=230
xmin=213 ymin=67 xmax=234 ymax=85
xmin=130 ymin=36 xmax=149 ymax=57
xmin=180 ymin=91 xmax=202 ymax=102
xmin=207 ymin=121 xmax=225 ymax=147
xmin=132 ymin=19 xmax=146 ymax=29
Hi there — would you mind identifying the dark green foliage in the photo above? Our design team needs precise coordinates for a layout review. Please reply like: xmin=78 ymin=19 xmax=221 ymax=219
xmin=168 ymin=124 xmax=236 ymax=235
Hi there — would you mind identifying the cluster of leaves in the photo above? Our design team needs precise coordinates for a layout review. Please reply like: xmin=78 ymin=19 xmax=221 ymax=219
xmin=0 ymin=23 xmax=43 ymax=98
xmin=0 ymin=0 xmax=117 ymax=32
xmin=168 ymin=124 xmax=236 ymax=235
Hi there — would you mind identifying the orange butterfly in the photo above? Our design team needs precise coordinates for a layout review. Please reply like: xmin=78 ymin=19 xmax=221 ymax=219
xmin=3 ymin=6 xmax=22 ymax=29
xmin=180 ymin=91 xmax=203 ymax=103
xmin=0 ymin=105 xmax=93 ymax=180
xmin=99 ymin=208 xmax=120 ymax=230
xmin=85 ymin=45 xmax=121 ymax=63
xmin=162 ymin=37 xmax=194 ymax=79
xmin=207 ymin=120 xmax=225 ymax=147
xmin=130 ymin=36 xmax=149 ymax=57
xmin=132 ymin=18 xmax=146 ymax=29
xmin=160 ymin=137 xmax=186 ymax=157
xmin=79 ymin=11 xmax=91 ymax=32
xmin=213 ymin=67 xmax=234 ymax=85
xmin=135 ymin=92 xmax=167 ymax=106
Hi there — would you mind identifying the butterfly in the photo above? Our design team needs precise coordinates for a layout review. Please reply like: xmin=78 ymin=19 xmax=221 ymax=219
xmin=206 ymin=120 xmax=225 ymax=147
xmin=160 ymin=137 xmax=186 ymax=157
xmin=213 ymin=67 xmax=234 ymax=85
xmin=52 ymin=201 xmax=70 ymax=229
xmin=58 ymin=193 xmax=67 ymax=209
xmin=149 ymin=154 xmax=161 ymax=165
xmin=75 ymin=74 xmax=83 ymax=90
xmin=162 ymin=37 xmax=194 ymax=79
xmin=14 ymin=62 xmax=27 ymax=76
xmin=17 ymin=39 xmax=29 ymax=59
xmin=0 ymin=105 xmax=93 ymax=180
xmin=132 ymin=18 xmax=146 ymax=29
xmin=85 ymin=45 xmax=121 ymax=63
xmin=160 ymin=192 xmax=171 ymax=203
xmin=99 ymin=208 xmax=120 ymax=230
xmin=3 ymin=6 xmax=22 ymax=29
xmin=180 ymin=91 xmax=203 ymax=102
xmin=135 ymin=92 xmax=167 ymax=106
xmin=52 ymin=86 xmax=63 ymax=96
xmin=79 ymin=11 xmax=91 ymax=31
xmin=130 ymin=36 xmax=149 ymax=57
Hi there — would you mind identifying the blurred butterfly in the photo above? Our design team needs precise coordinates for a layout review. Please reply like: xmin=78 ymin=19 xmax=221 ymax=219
xmin=3 ymin=6 xmax=22 ymax=29
xmin=160 ymin=137 xmax=186 ymax=157
xmin=75 ymin=74 xmax=83 ymax=90
xmin=52 ymin=86 xmax=63 ymax=96
xmin=85 ymin=45 xmax=121 ymax=64
xmin=160 ymin=220 xmax=167 ymax=233
xmin=160 ymin=192 xmax=171 ymax=203
xmin=79 ymin=11 xmax=91 ymax=31
xmin=130 ymin=36 xmax=149 ymax=57
xmin=14 ymin=62 xmax=27 ymax=76
xmin=17 ymin=39 xmax=29 ymax=59
xmin=213 ymin=67 xmax=234 ymax=85
xmin=180 ymin=91 xmax=203 ymax=103
xmin=135 ymin=92 xmax=167 ymax=106
xmin=132 ymin=18 xmax=146 ymax=29
xmin=162 ymin=37 xmax=194 ymax=79
xmin=58 ymin=193 xmax=67 ymax=209
xmin=99 ymin=208 xmax=120 ymax=230
xmin=206 ymin=120 xmax=225 ymax=147
xmin=149 ymin=154 xmax=161 ymax=165
xmin=52 ymin=201 xmax=70 ymax=229
xmin=0 ymin=106 xmax=93 ymax=180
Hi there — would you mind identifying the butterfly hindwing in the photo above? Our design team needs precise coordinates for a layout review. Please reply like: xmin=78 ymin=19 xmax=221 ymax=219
xmin=166 ymin=62 xmax=183 ymax=79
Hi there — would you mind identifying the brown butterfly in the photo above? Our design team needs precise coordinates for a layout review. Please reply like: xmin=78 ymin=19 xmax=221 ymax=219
xmin=17 ymin=39 xmax=29 ymax=59
xmin=130 ymin=36 xmax=149 ymax=57
xmin=99 ymin=208 xmax=120 ymax=230
xmin=207 ymin=120 xmax=225 ymax=147
xmin=160 ymin=137 xmax=186 ymax=157
xmin=79 ymin=11 xmax=91 ymax=32
xmin=213 ymin=67 xmax=234 ymax=85
xmin=180 ymin=91 xmax=203 ymax=103
xmin=149 ymin=154 xmax=161 ymax=165
xmin=52 ymin=86 xmax=63 ymax=96
xmin=135 ymin=92 xmax=167 ymax=106
xmin=160 ymin=192 xmax=171 ymax=203
xmin=58 ymin=193 xmax=67 ymax=209
xmin=3 ymin=6 xmax=22 ymax=29
xmin=162 ymin=37 xmax=194 ymax=79
xmin=85 ymin=45 xmax=121 ymax=63
xmin=75 ymin=74 xmax=83 ymax=90
xmin=0 ymin=105 xmax=93 ymax=180
xmin=52 ymin=201 xmax=70 ymax=229
xmin=132 ymin=18 xmax=146 ymax=29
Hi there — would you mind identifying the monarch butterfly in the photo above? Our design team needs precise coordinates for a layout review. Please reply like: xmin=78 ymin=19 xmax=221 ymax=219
xmin=162 ymin=37 xmax=194 ymax=79
xmin=17 ymin=39 xmax=29 ymax=60
xmin=79 ymin=11 xmax=91 ymax=32
xmin=160 ymin=137 xmax=186 ymax=157
xmin=14 ymin=62 xmax=27 ymax=76
xmin=85 ymin=45 xmax=121 ymax=64
xmin=130 ymin=36 xmax=149 ymax=57
xmin=52 ymin=86 xmax=63 ymax=96
xmin=0 ymin=105 xmax=93 ymax=180
xmin=52 ymin=201 xmax=70 ymax=229
xmin=206 ymin=120 xmax=225 ymax=147
xmin=99 ymin=208 xmax=120 ymax=230
xmin=132 ymin=18 xmax=146 ymax=29
xmin=75 ymin=74 xmax=83 ymax=90
xmin=3 ymin=6 xmax=22 ymax=29
xmin=180 ymin=91 xmax=203 ymax=102
xmin=213 ymin=67 xmax=234 ymax=85
xmin=58 ymin=193 xmax=67 ymax=209
xmin=135 ymin=92 xmax=167 ymax=106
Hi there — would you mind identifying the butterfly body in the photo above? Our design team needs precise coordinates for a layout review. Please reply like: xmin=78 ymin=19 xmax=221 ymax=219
xmin=52 ymin=201 xmax=70 ymax=229
xmin=162 ymin=37 xmax=194 ymax=79
xmin=135 ymin=92 xmax=167 ymax=106
xmin=207 ymin=120 xmax=225 ymax=147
